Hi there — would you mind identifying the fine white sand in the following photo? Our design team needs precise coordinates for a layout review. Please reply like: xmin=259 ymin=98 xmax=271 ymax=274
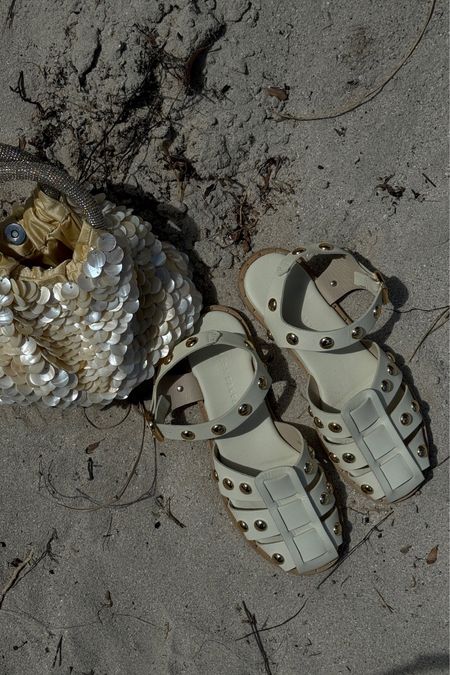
xmin=0 ymin=1 xmax=448 ymax=673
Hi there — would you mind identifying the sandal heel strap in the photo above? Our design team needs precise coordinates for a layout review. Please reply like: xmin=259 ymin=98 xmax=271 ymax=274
xmin=265 ymin=243 xmax=387 ymax=351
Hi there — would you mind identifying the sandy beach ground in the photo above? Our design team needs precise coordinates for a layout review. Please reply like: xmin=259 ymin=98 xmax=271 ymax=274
xmin=0 ymin=1 xmax=448 ymax=673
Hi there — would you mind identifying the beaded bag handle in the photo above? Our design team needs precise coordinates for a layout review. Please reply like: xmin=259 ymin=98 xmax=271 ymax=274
xmin=0 ymin=143 xmax=106 ymax=238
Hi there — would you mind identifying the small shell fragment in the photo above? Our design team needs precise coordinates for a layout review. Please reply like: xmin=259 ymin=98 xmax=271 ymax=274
xmin=0 ymin=279 xmax=12 ymax=294
xmin=87 ymin=250 xmax=107 ymax=268
xmin=98 ymin=233 xmax=117 ymax=252
xmin=0 ymin=309 xmax=13 ymax=326
xmin=38 ymin=287 xmax=51 ymax=305
xmin=83 ymin=262 xmax=102 ymax=279
xmin=78 ymin=275 xmax=96 ymax=292
xmin=61 ymin=282 xmax=80 ymax=300
xmin=106 ymin=247 xmax=124 ymax=264
xmin=0 ymin=294 xmax=13 ymax=307
xmin=264 ymin=85 xmax=289 ymax=101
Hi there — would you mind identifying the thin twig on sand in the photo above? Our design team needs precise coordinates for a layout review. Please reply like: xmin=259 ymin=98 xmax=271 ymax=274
xmin=277 ymin=0 xmax=436 ymax=122
xmin=242 ymin=601 xmax=273 ymax=675
xmin=0 ymin=551 xmax=33 ymax=608
xmin=409 ymin=306 xmax=449 ymax=362
xmin=52 ymin=635 xmax=63 ymax=668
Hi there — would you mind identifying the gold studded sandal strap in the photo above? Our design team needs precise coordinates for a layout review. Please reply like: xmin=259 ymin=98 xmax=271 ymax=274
xmin=264 ymin=243 xmax=387 ymax=352
xmin=150 ymin=329 xmax=272 ymax=441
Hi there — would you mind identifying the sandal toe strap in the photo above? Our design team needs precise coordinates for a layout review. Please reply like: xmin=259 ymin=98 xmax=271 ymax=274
xmin=249 ymin=510 xmax=340 ymax=573
xmin=222 ymin=463 xmax=342 ymax=574
xmin=318 ymin=387 xmax=429 ymax=502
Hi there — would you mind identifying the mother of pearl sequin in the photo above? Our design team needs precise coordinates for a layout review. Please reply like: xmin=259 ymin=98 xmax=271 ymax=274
xmin=0 ymin=194 xmax=202 ymax=407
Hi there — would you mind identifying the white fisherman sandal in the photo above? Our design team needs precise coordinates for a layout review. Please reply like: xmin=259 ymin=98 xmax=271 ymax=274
xmin=149 ymin=305 xmax=343 ymax=574
xmin=239 ymin=244 xmax=430 ymax=504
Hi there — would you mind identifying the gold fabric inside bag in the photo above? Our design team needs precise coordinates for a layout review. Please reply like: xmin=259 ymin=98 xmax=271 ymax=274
xmin=0 ymin=189 xmax=97 ymax=284
xmin=0 ymin=189 xmax=83 ymax=268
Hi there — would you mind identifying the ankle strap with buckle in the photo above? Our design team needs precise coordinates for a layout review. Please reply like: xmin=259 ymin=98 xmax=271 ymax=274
xmin=149 ymin=329 xmax=271 ymax=441
xmin=264 ymin=243 xmax=389 ymax=352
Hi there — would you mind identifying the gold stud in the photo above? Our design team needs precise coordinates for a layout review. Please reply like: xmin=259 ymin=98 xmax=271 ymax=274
xmin=223 ymin=478 xmax=234 ymax=490
xmin=258 ymin=377 xmax=268 ymax=390
xmin=307 ymin=406 xmax=314 ymax=417
xmin=163 ymin=353 xmax=173 ymax=364
xmin=411 ymin=400 xmax=420 ymax=412
xmin=181 ymin=430 xmax=195 ymax=440
xmin=176 ymin=385 xmax=184 ymax=392
xmin=238 ymin=520 xmax=248 ymax=531
xmin=319 ymin=242 xmax=333 ymax=250
xmin=373 ymin=306 xmax=381 ymax=318
xmin=330 ymin=280 xmax=337 ymax=287
xmin=239 ymin=483 xmax=252 ymax=494
xmin=320 ymin=337 xmax=334 ymax=349
xmin=387 ymin=364 xmax=398 ymax=375
xmin=292 ymin=247 xmax=306 ymax=254
xmin=186 ymin=337 xmax=198 ymax=347
xmin=272 ymin=553 xmax=284 ymax=564
xmin=304 ymin=462 xmax=313 ymax=474
xmin=254 ymin=519 xmax=267 ymax=531
xmin=319 ymin=492 xmax=330 ymax=505
xmin=361 ymin=484 xmax=374 ymax=494
xmin=386 ymin=352 xmax=395 ymax=362
xmin=244 ymin=340 xmax=254 ymax=349
xmin=268 ymin=298 xmax=277 ymax=311
xmin=343 ymin=453 xmax=355 ymax=463
xmin=238 ymin=403 xmax=252 ymax=416
xmin=212 ymin=424 xmax=226 ymax=435
xmin=381 ymin=379 xmax=393 ymax=392
xmin=400 ymin=413 xmax=412 ymax=426
xmin=314 ymin=417 xmax=324 ymax=429
xmin=333 ymin=522 xmax=341 ymax=535
xmin=213 ymin=470 xmax=219 ymax=481
xmin=417 ymin=445 xmax=428 ymax=458
xmin=352 ymin=327 xmax=364 ymax=339
xmin=286 ymin=333 xmax=299 ymax=345
xmin=328 ymin=422 xmax=342 ymax=433
xmin=329 ymin=452 xmax=340 ymax=463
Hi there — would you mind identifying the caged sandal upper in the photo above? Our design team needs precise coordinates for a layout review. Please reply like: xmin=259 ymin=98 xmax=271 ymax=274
xmin=239 ymin=243 xmax=430 ymax=504
xmin=149 ymin=306 xmax=343 ymax=575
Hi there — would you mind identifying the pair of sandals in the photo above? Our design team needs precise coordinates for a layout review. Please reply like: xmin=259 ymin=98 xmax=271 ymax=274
xmin=148 ymin=243 xmax=430 ymax=575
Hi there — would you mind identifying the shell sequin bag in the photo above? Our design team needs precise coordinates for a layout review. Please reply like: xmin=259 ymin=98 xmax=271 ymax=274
xmin=0 ymin=144 xmax=202 ymax=407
